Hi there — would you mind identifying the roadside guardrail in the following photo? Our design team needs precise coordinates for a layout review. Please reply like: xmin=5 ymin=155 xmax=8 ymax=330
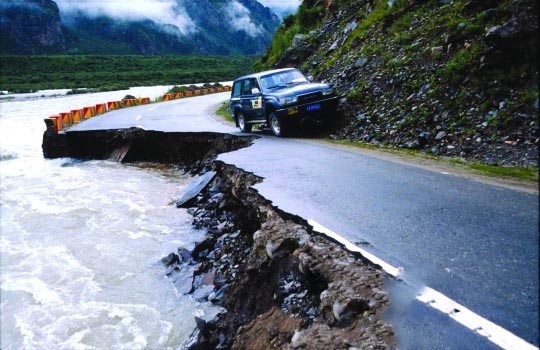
xmin=45 ymin=85 xmax=232 ymax=133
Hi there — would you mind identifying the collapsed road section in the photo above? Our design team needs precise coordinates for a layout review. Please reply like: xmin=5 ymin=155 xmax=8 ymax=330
xmin=42 ymin=127 xmax=396 ymax=350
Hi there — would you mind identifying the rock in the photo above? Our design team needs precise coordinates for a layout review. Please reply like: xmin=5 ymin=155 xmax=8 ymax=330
xmin=356 ymin=113 xmax=367 ymax=121
xmin=178 ymin=247 xmax=192 ymax=263
xmin=332 ymin=301 xmax=347 ymax=320
xmin=201 ymin=270 xmax=216 ymax=285
xmin=332 ymin=298 xmax=368 ymax=321
xmin=328 ymin=40 xmax=339 ymax=52
xmin=292 ymin=34 xmax=306 ymax=46
xmin=431 ymin=46 xmax=444 ymax=56
xmin=404 ymin=140 xmax=419 ymax=149
xmin=418 ymin=132 xmax=431 ymax=146
xmin=354 ymin=57 xmax=369 ymax=68
xmin=195 ymin=316 xmax=210 ymax=337
xmin=161 ymin=252 xmax=179 ymax=267
xmin=435 ymin=131 xmax=447 ymax=140
xmin=171 ymin=266 xmax=195 ymax=295
xmin=344 ymin=20 xmax=357 ymax=33
xmin=265 ymin=239 xmax=299 ymax=259
xmin=266 ymin=241 xmax=279 ymax=258
xmin=193 ymin=284 xmax=215 ymax=301
xmin=291 ymin=330 xmax=305 ymax=348
xmin=175 ymin=171 xmax=217 ymax=208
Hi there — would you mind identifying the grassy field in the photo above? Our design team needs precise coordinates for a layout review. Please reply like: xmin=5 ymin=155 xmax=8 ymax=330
xmin=0 ymin=55 xmax=256 ymax=93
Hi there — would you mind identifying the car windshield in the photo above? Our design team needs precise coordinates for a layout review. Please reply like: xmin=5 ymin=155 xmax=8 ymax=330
xmin=259 ymin=70 xmax=307 ymax=90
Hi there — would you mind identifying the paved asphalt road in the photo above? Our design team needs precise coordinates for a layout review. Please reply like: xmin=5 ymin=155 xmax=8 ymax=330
xmin=68 ymin=92 xmax=539 ymax=349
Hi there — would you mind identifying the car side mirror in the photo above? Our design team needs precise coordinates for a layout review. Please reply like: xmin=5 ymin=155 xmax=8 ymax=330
xmin=307 ymin=76 xmax=314 ymax=82
xmin=251 ymin=87 xmax=261 ymax=95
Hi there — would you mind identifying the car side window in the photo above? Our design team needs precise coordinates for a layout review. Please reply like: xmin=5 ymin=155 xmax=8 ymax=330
xmin=250 ymin=78 xmax=260 ymax=92
xmin=232 ymin=81 xmax=241 ymax=97
xmin=241 ymin=80 xmax=252 ymax=96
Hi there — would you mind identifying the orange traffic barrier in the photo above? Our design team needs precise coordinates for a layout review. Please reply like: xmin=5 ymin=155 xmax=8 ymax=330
xmin=60 ymin=112 xmax=73 ymax=126
xmin=163 ymin=93 xmax=174 ymax=101
xmin=139 ymin=97 xmax=151 ymax=104
xmin=217 ymin=87 xmax=224 ymax=92
xmin=173 ymin=92 xmax=183 ymax=99
xmin=107 ymin=101 xmax=121 ymax=110
xmin=184 ymin=91 xmax=193 ymax=97
xmin=49 ymin=115 xmax=63 ymax=132
xmin=83 ymin=106 xmax=96 ymax=119
xmin=71 ymin=109 xmax=82 ymax=123
xmin=122 ymin=99 xmax=137 ymax=107
xmin=209 ymin=88 xmax=215 ymax=93
xmin=224 ymin=86 xmax=232 ymax=91
xmin=95 ymin=103 xmax=107 ymax=114
xmin=193 ymin=90 xmax=200 ymax=96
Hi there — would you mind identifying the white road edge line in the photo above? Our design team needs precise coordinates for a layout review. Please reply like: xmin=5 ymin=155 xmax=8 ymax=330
xmin=148 ymin=107 xmax=158 ymax=111
xmin=307 ymin=219 xmax=538 ymax=350
xmin=135 ymin=115 xmax=143 ymax=121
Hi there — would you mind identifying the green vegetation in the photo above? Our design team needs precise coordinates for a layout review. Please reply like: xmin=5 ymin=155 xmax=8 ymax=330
xmin=216 ymin=101 xmax=234 ymax=123
xmin=467 ymin=162 xmax=539 ymax=182
xmin=325 ymin=139 xmax=539 ymax=182
xmin=0 ymin=55 xmax=256 ymax=93
xmin=254 ymin=0 xmax=329 ymax=70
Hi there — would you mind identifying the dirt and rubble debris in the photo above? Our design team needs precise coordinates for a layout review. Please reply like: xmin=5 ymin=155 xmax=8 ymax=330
xmin=166 ymin=162 xmax=396 ymax=350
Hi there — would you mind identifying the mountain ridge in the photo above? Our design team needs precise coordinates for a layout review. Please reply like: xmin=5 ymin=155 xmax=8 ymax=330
xmin=0 ymin=0 xmax=280 ymax=55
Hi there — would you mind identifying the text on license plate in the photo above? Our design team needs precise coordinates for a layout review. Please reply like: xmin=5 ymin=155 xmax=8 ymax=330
xmin=306 ymin=103 xmax=321 ymax=112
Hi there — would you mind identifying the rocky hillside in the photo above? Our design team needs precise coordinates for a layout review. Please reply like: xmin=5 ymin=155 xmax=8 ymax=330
xmin=0 ymin=0 xmax=280 ymax=55
xmin=257 ymin=0 xmax=538 ymax=167
xmin=0 ymin=0 xmax=65 ymax=54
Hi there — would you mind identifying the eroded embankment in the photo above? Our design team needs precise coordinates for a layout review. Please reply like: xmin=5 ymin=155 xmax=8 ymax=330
xmin=42 ymin=128 xmax=396 ymax=350
xmin=42 ymin=127 xmax=254 ymax=170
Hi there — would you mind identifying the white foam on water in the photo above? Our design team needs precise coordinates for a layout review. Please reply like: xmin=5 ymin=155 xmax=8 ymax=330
xmin=0 ymin=91 xmax=210 ymax=349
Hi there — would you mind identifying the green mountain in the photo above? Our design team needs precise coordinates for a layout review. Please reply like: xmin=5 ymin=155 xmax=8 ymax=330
xmin=0 ymin=0 xmax=280 ymax=55
xmin=0 ymin=0 xmax=65 ymax=54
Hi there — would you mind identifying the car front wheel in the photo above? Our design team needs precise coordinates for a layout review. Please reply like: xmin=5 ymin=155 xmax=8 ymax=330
xmin=268 ymin=112 xmax=286 ymax=137
xmin=237 ymin=112 xmax=252 ymax=133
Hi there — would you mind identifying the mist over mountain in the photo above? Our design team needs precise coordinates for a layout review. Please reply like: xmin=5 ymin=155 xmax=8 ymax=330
xmin=0 ymin=0 xmax=281 ymax=55
xmin=258 ymin=0 xmax=302 ymax=18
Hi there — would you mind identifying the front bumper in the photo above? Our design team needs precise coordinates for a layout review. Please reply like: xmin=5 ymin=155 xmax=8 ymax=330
xmin=275 ymin=96 xmax=338 ymax=125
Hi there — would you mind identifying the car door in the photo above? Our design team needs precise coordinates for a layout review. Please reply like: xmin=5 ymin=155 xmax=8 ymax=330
xmin=240 ymin=78 xmax=264 ymax=122
xmin=230 ymin=80 xmax=242 ymax=116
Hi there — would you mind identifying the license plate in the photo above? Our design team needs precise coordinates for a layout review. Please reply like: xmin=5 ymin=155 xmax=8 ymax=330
xmin=306 ymin=103 xmax=321 ymax=112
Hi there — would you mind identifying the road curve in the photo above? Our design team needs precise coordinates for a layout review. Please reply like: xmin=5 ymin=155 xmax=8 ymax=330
xmin=67 ymin=92 xmax=539 ymax=349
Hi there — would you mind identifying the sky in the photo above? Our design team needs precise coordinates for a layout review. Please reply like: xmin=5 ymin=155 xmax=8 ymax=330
xmin=258 ymin=0 xmax=302 ymax=17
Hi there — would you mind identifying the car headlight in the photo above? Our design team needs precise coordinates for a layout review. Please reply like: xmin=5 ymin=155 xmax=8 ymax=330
xmin=279 ymin=96 xmax=298 ymax=106
xmin=322 ymin=88 xmax=333 ymax=96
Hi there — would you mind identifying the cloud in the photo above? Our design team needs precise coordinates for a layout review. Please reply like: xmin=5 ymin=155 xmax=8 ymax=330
xmin=226 ymin=0 xmax=264 ymax=38
xmin=55 ymin=0 xmax=195 ymax=34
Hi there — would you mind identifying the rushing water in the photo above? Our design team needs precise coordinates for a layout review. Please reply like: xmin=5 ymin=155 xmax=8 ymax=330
xmin=0 ymin=87 xmax=210 ymax=349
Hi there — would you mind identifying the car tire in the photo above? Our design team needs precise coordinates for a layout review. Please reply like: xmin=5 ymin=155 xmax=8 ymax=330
xmin=268 ymin=112 xmax=286 ymax=137
xmin=237 ymin=112 xmax=252 ymax=133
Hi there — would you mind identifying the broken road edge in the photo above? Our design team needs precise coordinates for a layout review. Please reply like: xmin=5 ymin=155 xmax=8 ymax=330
xmin=42 ymin=127 xmax=397 ymax=350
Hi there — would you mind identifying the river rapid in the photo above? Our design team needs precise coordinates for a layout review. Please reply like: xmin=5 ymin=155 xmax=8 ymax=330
xmin=0 ymin=87 xmax=210 ymax=349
